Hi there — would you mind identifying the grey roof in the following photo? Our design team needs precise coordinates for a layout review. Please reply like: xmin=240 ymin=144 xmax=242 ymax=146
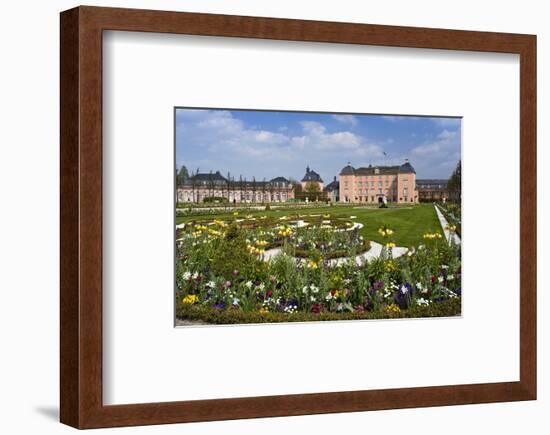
xmin=191 ymin=171 xmax=227 ymax=182
xmin=301 ymin=166 xmax=323 ymax=183
xmin=340 ymin=164 xmax=356 ymax=175
xmin=270 ymin=176 xmax=289 ymax=183
xmin=341 ymin=160 xmax=416 ymax=176
xmin=355 ymin=165 xmax=400 ymax=175
xmin=398 ymin=161 xmax=416 ymax=174
xmin=183 ymin=171 xmax=291 ymax=188
xmin=417 ymin=179 xmax=448 ymax=188
xmin=325 ymin=177 xmax=340 ymax=192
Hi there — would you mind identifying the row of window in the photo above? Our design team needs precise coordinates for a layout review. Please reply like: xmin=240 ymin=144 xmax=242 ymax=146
xmin=341 ymin=196 xmax=416 ymax=203
xmin=342 ymin=188 xmax=409 ymax=195
xmin=178 ymin=191 xmax=289 ymax=201
xmin=344 ymin=179 xmax=410 ymax=187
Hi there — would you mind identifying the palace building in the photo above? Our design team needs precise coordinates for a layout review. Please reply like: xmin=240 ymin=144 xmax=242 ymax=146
xmin=324 ymin=176 xmax=340 ymax=202
xmin=177 ymin=160 xmax=426 ymax=204
xmin=338 ymin=160 xmax=418 ymax=204
xmin=300 ymin=166 xmax=324 ymax=191
xmin=416 ymin=179 xmax=448 ymax=202
xmin=176 ymin=171 xmax=294 ymax=203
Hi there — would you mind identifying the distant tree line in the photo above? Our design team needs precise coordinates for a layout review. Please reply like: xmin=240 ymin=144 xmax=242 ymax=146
xmin=447 ymin=160 xmax=461 ymax=203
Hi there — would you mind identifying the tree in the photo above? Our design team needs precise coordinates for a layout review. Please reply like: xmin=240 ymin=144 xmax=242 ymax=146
xmin=305 ymin=181 xmax=320 ymax=193
xmin=208 ymin=170 xmax=214 ymax=200
xmin=190 ymin=168 xmax=199 ymax=203
xmin=226 ymin=172 xmax=232 ymax=203
xmin=447 ymin=160 xmax=461 ymax=202
xmin=261 ymin=177 xmax=267 ymax=203
xmin=251 ymin=176 xmax=257 ymax=202
xmin=269 ymin=179 xmax=275 ymax=202
xmin=176 ymin=165 xmax=189 ymax=186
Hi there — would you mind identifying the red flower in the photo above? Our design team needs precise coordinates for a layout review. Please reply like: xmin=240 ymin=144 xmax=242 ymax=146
xmin=431 ymin=275 xmax=436 ymax=283
xmin=330 ymin=289 xmax=337 ymax=296
xmin=311 ymin=303 xmax=323 ymax=313
xmin=267 ymin=290 xmax=273 ymax=298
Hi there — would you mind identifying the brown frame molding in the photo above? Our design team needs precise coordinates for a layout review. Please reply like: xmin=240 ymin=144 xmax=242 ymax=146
xmin=60 ymin=5 xmax=537 ymax=429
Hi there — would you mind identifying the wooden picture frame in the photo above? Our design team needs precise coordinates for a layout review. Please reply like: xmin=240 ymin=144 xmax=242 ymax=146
xmin=60 ymin=5 xmax=537 ymax=429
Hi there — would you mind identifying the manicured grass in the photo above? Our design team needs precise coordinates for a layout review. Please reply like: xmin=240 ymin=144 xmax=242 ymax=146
xmin=176 ymin=203 xmax=442 ymax=247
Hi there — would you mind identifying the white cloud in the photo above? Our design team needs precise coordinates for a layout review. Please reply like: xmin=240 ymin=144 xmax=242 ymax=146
xmin=409 ymin=126 xmax=461 ymax=178
xmin=176 ymin=109 xmax=458 ymax=180
xmin=332 ymin=114 xmax=358 ymax=126
xmin=292 ymin=121 xmax=382 ymax=156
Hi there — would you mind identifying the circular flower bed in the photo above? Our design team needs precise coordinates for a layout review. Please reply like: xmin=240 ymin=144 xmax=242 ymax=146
xmin=177 ymin=213 xmax=368 ymax=259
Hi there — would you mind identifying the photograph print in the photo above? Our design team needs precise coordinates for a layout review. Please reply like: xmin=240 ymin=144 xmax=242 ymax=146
xmin=175 ymin=108 xmax=462 ymax=326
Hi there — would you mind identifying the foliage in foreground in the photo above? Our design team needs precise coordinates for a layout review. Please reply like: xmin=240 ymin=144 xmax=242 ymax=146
xmin=177 ymin=297 xmax=461 ymax=324
xmin=176 ymin=214 xmax=461 ymax=321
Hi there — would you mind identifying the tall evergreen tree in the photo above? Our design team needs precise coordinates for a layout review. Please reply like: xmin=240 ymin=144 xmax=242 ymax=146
xmin=176 ymin=165 xmax=189 ymax=186
xmin=447 ymin=160 xmax=461 ymax=202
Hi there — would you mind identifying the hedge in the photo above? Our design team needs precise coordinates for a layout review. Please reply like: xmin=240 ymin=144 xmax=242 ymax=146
xmin=294 ymin=239 xmax=371 ymax=259
xmin=176 ymin=297 xmax=461 ymax=324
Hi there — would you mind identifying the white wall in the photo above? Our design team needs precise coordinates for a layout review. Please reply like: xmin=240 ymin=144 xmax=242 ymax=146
xmin=0 ymin=0 xmax=546 ymax=434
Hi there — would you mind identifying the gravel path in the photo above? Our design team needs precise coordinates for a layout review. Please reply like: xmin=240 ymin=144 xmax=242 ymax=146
xmin=261 ymin=240 xmax=407 ymax=266
xmin=434 ymin=205 xmax=461 ymax=245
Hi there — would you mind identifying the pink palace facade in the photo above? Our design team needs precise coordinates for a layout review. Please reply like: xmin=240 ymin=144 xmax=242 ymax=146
xmin=339 ymin=160 xmax=418 ymax=204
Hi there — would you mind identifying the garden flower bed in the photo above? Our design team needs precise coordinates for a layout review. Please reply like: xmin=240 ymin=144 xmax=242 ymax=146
xmin=176 ymin=297 xmax=461 ymax=324
xmin=176 ymin=213 xmax=462 ymax=323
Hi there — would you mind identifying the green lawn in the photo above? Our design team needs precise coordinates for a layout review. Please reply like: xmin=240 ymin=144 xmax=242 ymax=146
xmin=176 ymin=203 xmax=442 ymax=247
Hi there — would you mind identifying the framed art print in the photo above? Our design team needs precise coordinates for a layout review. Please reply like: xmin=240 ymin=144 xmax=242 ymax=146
xmin=60 ymin=6 xmax=536 ymax=429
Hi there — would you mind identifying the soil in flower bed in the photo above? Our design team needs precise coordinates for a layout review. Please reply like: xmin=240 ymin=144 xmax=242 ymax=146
xmin=176 ymin=298 xmax=461 ymax=325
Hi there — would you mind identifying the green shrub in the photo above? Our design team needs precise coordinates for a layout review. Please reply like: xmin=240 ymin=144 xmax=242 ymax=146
xmin=294 ymin=240 xmax=371 ymax=259
xmin=210 ymin=224 xmax=258 ymax=280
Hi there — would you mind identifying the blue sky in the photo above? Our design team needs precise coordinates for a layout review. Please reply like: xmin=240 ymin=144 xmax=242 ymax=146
xmin=175 ymin=108 xmax=461 ymax=181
